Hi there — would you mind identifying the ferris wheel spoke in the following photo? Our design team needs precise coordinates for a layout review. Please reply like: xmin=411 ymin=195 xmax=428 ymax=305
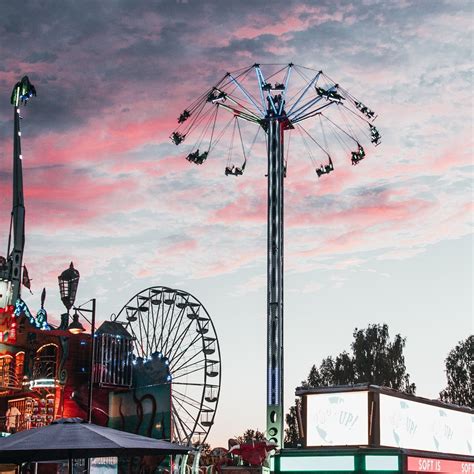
xmin=162 ymin=299 xmax=176 ymax=344
xmin=174 ymin=389 xmax=215 ymax=413
xmin=159 ymin=293 xmax=170 ymax=348
xmin=172 ymin=396 xmax=199 ymax=434
xmin=143 ymin=303 xmax=154 ymax=357
xmin=171 ymin=354 xmax=205 ymax=377
xmin=173 ymin=389 xmax=205 ymax=411
xmin=148 ymin=300 xmax=161 ymax=353
xmin=162 ymin=305 xmax=186 ymax=356
xmin=165 ymin=319 xmax=192 ymax=362
xmin=141 ymin=296 xmax=151 ymax=352
xmin=172 ymin=400 xmax=194 ymax=433
xmin=172 ymin=358 xmax=206 ymax=378
xmin=157 ymin=295 xmax=166 ymax=349
xmin=171 ymin=382 xmax=208 ymax=387
xmin=172 ymin=403 xmax=191 ymax=442
xmin=165 ymin=308 xmax=192 ymax=362
xmin=168 ymin=329 xmax=200 ymax=368
xmin=128 ymin=324 xmax=146 ymax=357
xmin=135 ymin=304 xmax=147 ymax=357
xmin=171 ymin=364 xmax=206 ymax=381
xmin=166 ymin=318 xmax=197 ymax=363
xmin=172 ymin=353 xmax=205 ymax=376
xmin=173 ymin=395 xmax=199 ymax=425
xmin=169 ymin=330 xmax=203 ymax=370
xmin=157 ymin=298 xmax=173 ymax=350
xmin=165 ymin=305 xmax=190 ymax=354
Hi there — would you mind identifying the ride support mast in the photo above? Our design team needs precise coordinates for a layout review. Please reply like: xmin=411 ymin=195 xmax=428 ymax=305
xmin=0 ymin=77 xmax=36 ymax=305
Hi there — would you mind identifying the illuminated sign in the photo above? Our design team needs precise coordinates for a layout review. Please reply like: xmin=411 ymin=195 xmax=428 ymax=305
xmin=365 ymin=455 xmax=399 ymax=471
xmin=407 ymin=456 xmax=474 ymax=473
xmin=29 ymin=378 xmax=57 ymax=389
xmin=280 ymin=455 xmax=355 ymax=471
xmin=379 ymin=394 xmax=473 ymax=456
xmin=306 ymin=391 xmax=368 ymax=446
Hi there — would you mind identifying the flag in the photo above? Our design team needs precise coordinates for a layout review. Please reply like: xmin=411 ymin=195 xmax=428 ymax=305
xmin=22 ymin=265 xmax=33 ymax=294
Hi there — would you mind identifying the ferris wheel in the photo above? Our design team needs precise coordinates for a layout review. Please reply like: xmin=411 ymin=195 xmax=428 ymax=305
xmin=113 ymin=286 xmax=221 ymax=445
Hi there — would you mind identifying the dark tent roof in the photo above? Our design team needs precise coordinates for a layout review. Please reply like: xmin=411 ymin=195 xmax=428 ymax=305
xmin=0 ymin=418 xmax=190 ymax=463
xmin=95 ymin=321 xmax=133 ymax=339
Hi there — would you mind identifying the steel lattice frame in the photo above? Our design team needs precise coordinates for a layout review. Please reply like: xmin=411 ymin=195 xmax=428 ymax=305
xmin=171 ymin=63 xmax=380 ymax=447
xmin=113 ymin=286 xmax=221 ymax=445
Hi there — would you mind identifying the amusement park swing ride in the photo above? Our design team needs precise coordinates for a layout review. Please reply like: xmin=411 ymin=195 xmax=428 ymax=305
xmin=170 ymin=63 xmax=380 ymax=448
xmin=0 ymin=77 xmax=222 ymax=449
xmin=0 ymin=64 xmax=380 ymax=460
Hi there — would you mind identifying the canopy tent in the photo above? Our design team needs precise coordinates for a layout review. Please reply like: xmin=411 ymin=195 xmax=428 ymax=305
xmin=0 ymin=418 xmax=191 ymax=464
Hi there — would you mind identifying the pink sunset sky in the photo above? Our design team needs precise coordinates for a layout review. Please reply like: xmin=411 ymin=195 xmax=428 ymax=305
xmin=0 ymin=0 xmax=472 ymax=446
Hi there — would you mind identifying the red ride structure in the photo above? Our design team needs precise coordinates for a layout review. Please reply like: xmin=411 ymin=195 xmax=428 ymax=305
xmin=0 ymin=78 xmax=133 ymax=436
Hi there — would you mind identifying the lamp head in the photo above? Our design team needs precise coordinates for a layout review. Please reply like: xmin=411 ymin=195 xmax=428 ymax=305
xmin=68 ymin=311 xmax=85 ymax=335
xmin=58 ymin=262 xmax=80 ymax=312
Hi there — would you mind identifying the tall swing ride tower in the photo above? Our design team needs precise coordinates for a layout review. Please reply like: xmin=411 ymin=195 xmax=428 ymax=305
xmin=171 ymin=63 xmax=380 ymax=447
xmin=0 ymin=76 xmax=36 ymax=308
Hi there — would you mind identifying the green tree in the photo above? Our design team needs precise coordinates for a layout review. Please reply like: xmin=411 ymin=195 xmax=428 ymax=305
xmin=285 ymin=323 xmax=415 ymax=446
xmin=439 ymin=335 xmax=473 ymax=408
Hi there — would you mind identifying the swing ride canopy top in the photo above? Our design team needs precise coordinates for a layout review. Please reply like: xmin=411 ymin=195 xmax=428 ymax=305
xmin=170 ymin=63 xmax=380 ymax=176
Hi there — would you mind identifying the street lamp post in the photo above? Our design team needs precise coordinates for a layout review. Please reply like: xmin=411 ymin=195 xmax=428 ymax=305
xmin=68 ymin=298 xmax=96 ymax=474
xmin=68 ymin=298 xmax=96 ymax=424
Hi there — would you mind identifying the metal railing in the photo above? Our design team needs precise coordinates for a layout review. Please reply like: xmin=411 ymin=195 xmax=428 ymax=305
xmin=32 ymin=354 xmax=57 ymax=381
xmin=0 ymin=365 xmax=21 ymax=390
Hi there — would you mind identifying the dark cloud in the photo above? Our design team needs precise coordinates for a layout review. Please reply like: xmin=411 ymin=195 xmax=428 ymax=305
xmin=2 ymin=0 xmax=462 ymax=140
xmin=25 ymin=51 xmax=58 ymax=63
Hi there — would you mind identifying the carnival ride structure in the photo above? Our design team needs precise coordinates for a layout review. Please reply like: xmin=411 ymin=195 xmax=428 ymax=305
xmin=0 ymin=76 xmax=36 ymax=310
xmin=0 ymin=78 xmax=221 ymax=453
xmin=170 ymin=63 xmax=380 ymax=447
xmin=113 ymin=286 xmax=221 ymax=445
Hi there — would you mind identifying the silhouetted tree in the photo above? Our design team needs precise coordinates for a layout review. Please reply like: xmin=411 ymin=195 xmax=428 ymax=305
xmin=439 ymin=335 xmax=473 ymax=408
xmin=284 ymin=399 xmax=301 ymax=447
xmin=285 ymin=323 xmax=416 ymax=446
xmin=236 ymin=428 xmax=267 ymax=443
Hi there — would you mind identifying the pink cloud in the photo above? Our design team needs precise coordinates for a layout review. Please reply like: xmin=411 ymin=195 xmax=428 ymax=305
xmin=233 ymin=4 xmax=352 ymax=40
xmin=109 ymin=154 xmax=190 ymax=178
xmin=136 ymin=238 xmax=198 ymax=278
xmin=28 ymin=114 xmax=176 ymax=168
xmin=288 ymin=196 xmax=434 ymax=228
xmin=21 ymin=166 xmax=138 ymax=228
xmin=211 ymin=194 xmax=267 ymax=224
